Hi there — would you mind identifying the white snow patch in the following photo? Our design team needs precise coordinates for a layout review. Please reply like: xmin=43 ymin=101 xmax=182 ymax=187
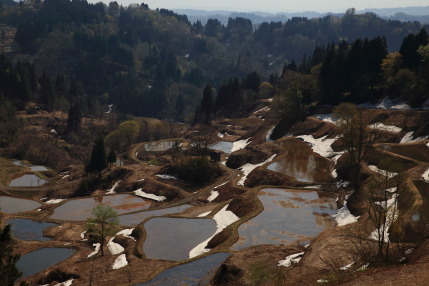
xmin=340 ymin=261 xmax=355 ymax=270
xmin=134 ymin=188 xmax=166 ymax=202
xmin=105 ymin=104 xmax=113 ymax=114
xmin=405 ymin=248 xmax=414 ymax=255
xmin=217 ymin=132 xmax=224 ymax=138
xmin=198 ymin=211 xmax=211 ymax=217
xmin=189 ymin=204 xmax=240 ymax=258
xmin=278 ymin=252 xmax=304 ymax=267
xmin=155 ymin=174 xmax=178 ymax=180
xmin=238 ymin=154 xmax=276 ymax=186
xmin=422 ymin=168 xmax=429 ymax=182
xmin=254 ymin=106 xmax=270 ymax=114
xmin=112 ymin=254 xmax=128 ymax=269
xmin=385 ymin=187 xmax=397 ymax=193
xmin=116 ymin=228 xmax=136 ymax=241
xmin=106 ymin=180 xmax=121 ymax=194
xmin=54 ymin=279 xmax=74 ymax=286
xmin=369 ymin=123 xmax=402 ymax=133
xmin=45 ymin=199 xmax=66 ymax=204
xmin=303 ymin=185 xmax=322 ymax=189
xmin=358 ymin=263 xmax=369 ymax=271
xmin=400 ymin=131 xmax=429 ymax=143
xmin=313 ymin=114 xmax=339 ymax=124
xmin=333 ymin=205 xmax=359 ymax=226
xmin=61 ymin=175 xmax=69 ymax=180
xmin=207 ymin=191 xmax=219 ymax=202
xmin=80 ymin=230 xmax=87 ymax=241
xmin=231 ymin=138 xmax=251 ymax=152
xmin=87 ymin=243 xmax=100 ymax=258
xmin=377 ymin=98 xmax=410 ymax=110
xmin=369 ymin=194 xmax=398 ymax=243
xmin=296 ymin=135 xmax=337 ymax=158
xmin=51 ymin=129 xmax=58 ymax=135
xmin=108 ymin=237 xmax=124 ymax=255
xmin=266 ymin=126 xmax=275 ymax=142
xmin=317 ymin=279 xmax=329 ymax=283
xmin=368 ymin=165 xmax=397 ymax=178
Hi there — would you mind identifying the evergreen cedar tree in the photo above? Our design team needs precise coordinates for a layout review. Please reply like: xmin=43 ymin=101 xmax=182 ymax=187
xmin=86 ymin=138 xmax=107 ymax=175
xmin=0 ymin=224 xmax=22 ymax=286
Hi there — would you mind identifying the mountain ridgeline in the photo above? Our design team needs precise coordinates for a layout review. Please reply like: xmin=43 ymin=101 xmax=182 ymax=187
xmin=0 ymin=1 xmax=428 ymax=122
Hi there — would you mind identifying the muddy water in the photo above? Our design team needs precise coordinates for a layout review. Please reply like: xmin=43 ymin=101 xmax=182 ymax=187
xmin=210 ymin=141 xmax=234 ymax=154
xmin=144 ymin=141 xmax=175 ymax=152
xmin=50 ymin=194 xmax=151 ymax=221
xmin=135 ymin=252 xmax=230 ymax=286
xmin=7 ymin=218 xmax=57 ymax=241
xmin=119 ymin=205 xmax=192 ymax=226
xmin=232 ymin=188 xmax=337 ymax=250
xmin=143 ymin=217 xmax=216 ymax=261
xmin=16 ymin=248 xmax=76 ymax=278
xmin=9 ymin=174 xmax=48 ymax=187
xmin=0 ymin=196 xmax=41 ymax=213
xmin=268 ymin=139 xmax=332 ymax=182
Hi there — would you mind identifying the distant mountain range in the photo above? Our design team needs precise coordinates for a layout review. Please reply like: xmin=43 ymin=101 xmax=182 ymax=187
xmin=174 ymin=6 xmax=429 ymax=25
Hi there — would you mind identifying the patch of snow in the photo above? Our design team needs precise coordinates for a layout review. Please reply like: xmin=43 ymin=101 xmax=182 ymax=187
xmin=317 ymin=279 xmax=329 ymax=283
xmin=80 ymin=230 xmax=87 ymax=241
xmin=333 ymin=205 xmax=359 ymax=226
xmin=254 ymin=106 xmax=270 ymax=114
xmin=207 ymin=191 xmax=219 ymax=202
xmin=405 ymin=248 xmax=414 ymax=255
xmin=377 ymin=98 xmax=411 ymax=110
xmin=54 ymin=279 xmax=74 ymax=286
xmin=45 ymin=199 xmax=66 ymax=204
xmin=400 ymin=131 xmax=429 ymax=143
xmin=385 ymin=187 xmax=397 ymax=193
xmin=138 ymin=178 xmax=145 ymax=182
xmin=358 ymin=263 xmax=369 ymax=271
xmin=189 ymin=204 xmax=240 ymax=258
xmin=134 ymin=188 xmax=166 ymax=202
xmin=369 ymin=195 xmax=398 ymax=243
xmin=231 ymin=138 xmax=252 ymax=152
xmin=61 ymin=175 xmax=69 ymax=180
xmin=267 ymin=98 xmax=273 ymax=102
xmin=266 ymin=126 xmax=275 ymax=142
xmin=340 ymin=261 xmax=355 ymax=270
xmin=108 ymin=237 xmax=124 ymax=255
xmin=296 ymin=135 xmax=337 ymax=158
xmin=217 ymin=132 xmax=224 ymax=138
xmin=155 ymin=174 xmax=178 ymax=180
xmin=51 ymin=129 xmax=58 ymax=135
xmin=198 ymin=211 xmax=211 ymax=217
xmin=238 ymin=154 xmax=276 ymax=186
xmin=313 ymin=114 xmax=339 ymax=124
xmin=87 ymin=243 xmax=100 ymax=258
xmin=106 ymin=181 xmax=121 ymax=194
xmin=369 ymin=123 xmax=402 ymax=133
xmin=368 ymin=165 xmax=397 ymax=178
xmin=135 ymin=152 xmax=138 ymax=157
xmin=278 ymin=252 xmax=304 ymax=267
xmin=105 ymin=104 xmax=114 ymax=114
xmin=112 ymin=254 xmax=128 ymax=269
xmin=116 ymin=229 xmax=136 ymax=241
xmin=422 ymin=168 xmax=429 ymax=182
xmin=303 ymin=185 xmax=322 ymax=189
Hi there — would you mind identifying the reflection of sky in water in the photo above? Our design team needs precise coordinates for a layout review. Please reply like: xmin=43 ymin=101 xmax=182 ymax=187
xmin=119 ymin=204 xmax=192 ymax=226
xmin=209 ymin=141 xmax=234 ymax=154
xmin=232 ymin=188 xmax=336 ymax=250
xmin=0 ymin=196 xmax=41 ymax=214
xmin=50 ymin=195 xmax=151 ymax=221
xmin=7 ymin=218 xmax=57 ymax=241
xmin=17 ymin=248 xmax=75 ymax=278
xmin=268 ymin=139 xmax=331 ymax=182
xmin=143 ymin=217 xmax=216 ymax=261
xmin=9 ymin=174 xmax=48 ymax=187
xmin=135 ymin=252 xmax=229 ymax=286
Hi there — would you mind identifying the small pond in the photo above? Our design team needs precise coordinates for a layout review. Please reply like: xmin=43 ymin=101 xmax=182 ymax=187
xmin=119 ymin=205 xmax=192 ymax=226
xmin=268 ymin=139 xmax=332 ymax=183
xmin=6 ymin=218 xmax=57 ymax=241
xmin=9 ymin=174 xmax=48 ymax=187
xmin=50 ymin=194 xmax=151 ymax=221
xmin=209 ymin=141 xmax=234 ymax=154
xmin=29 ymin=166 xmax=49 ymax=172
xmin=134 ymin=252 xmax=230 ymax=286
xmin=144 ymin=141 xmax=176 ymax=152
xmin=0 ymin=196 xmax=41 ymax=214
xmin=17 ymin=248 xmax=76 ymax=278
xmin=232 ymin=188 xmax=337 ymax=250
xmin=143 ymin=217 xmax=217 ymax=261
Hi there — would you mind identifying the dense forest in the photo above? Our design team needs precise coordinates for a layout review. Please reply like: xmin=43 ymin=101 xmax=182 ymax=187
xmin=0 ymin=1 xmax=428 ymax=123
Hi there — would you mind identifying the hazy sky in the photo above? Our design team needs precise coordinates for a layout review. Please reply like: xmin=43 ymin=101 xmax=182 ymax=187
xmin=105 ymin=0 xmax=429 ymax=13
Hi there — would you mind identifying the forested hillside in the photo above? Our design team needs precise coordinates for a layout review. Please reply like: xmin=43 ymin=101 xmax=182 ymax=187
xmin=0 ymin=1 xmax=428 ymax=121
